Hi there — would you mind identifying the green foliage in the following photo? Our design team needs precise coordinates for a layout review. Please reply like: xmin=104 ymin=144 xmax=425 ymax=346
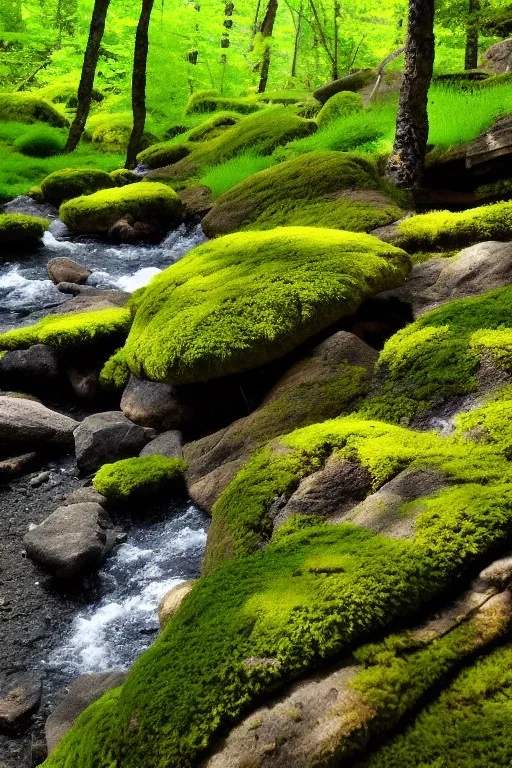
xmin=199 ymin=153 xmax=274 ymax=197
xmin=361 ymin=286 xmax=512 ymax=423
xmin=59 ymin=182 xmax=183 ymax=235
xmin=0 ymin=93 xmax=68 ymax=127
xmin=316 ymin=91 xmax=364 ymax=128
xmin=0 ymin=213 xmax=49 ymax=248
xmin=0 ymin=308 xmax=132 ymax=352
xmin=40 ymin=168 xmax=115 ymax=205
xmin=93 ymin=456 xmax=187 ymax=501
xmin=99 ymin=348 xmax=131 ymax=391
xmin=202 ymin=151 xmax=406 ymax=236
xmin=13 ymin=124 xmax=66 ymax=157
xmin=122 ymin=227 xmax=410 ymax=385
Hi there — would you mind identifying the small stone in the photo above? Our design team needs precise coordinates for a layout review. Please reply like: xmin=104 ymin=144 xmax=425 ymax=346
xmin=158 ymin=580 xmax=196 ymax=628
xmin=47 ymin=257 xmax=91 ymax=286
xmin=0 ymin=673 xmax=42 ymax=730
xmin=29 ymin=471 xmax=51 ymax=488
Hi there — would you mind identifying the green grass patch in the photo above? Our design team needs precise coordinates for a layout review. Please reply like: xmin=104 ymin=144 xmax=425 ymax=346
xmin=199 ymin=153 xmax=275 ymax=197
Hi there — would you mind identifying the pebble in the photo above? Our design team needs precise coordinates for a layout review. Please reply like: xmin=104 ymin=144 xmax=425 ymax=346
xmin=29 ymin=472 xmax=51 ymax=488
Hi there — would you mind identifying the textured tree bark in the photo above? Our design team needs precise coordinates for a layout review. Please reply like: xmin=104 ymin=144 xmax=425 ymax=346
xmin=257 ymin=0 xmax=278 ymax=92
xmin=465 ymin=0 xmax=480 ymax=70
xmin=126 ymin=0 xmax=156 ymax=169
xmin=386 ymin=0 xmax=435 ymax=189
xmin=64 ymin=0 xmax=112 ymax=153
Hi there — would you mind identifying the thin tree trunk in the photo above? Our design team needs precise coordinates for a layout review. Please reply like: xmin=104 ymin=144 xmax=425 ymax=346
xmin=257 ymin=0 xmax=278 ymax=93
xmin=290 ymin=0 xmax=303 ymax=77
xmin=332 ymin=0 xmax=340 ymax=81
xmin=126 ymin=0 xmax=155 ymax=169
xmin=386 ymin=0 xmax=435 ymax=189
xmin=64 ymin=0 xmax=112 ymax=153
xmin=465 ymin=0 xmax=480 ymax=70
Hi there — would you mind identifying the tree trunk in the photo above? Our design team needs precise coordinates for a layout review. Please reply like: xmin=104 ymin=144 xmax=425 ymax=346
xmin=257 ymin=0 xmax=278 ymax=92
xmin=64 ymin=0 xmax=112 ymax=153
xmin=290 ymin=0 xmax=303 ymax=77
xmin=332 ymin=0 xmax=340 ymax=81
xmin=465 ymin=0 xmax=480 ymax=70
xmin=126 ymin=0 xmax=155 ymax=169
xmin=386 ymin=0 xmax=435 ymax=189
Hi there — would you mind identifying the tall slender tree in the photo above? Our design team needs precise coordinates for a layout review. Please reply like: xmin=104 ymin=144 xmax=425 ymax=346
xmin=465 ymin=0 xmax=480 ymax=70
xmin=257 ymin=0 xmax=278 ymax=92
xmin=64 ymin=0 xmax=112 ymax=153
xmin=126 ymin=0 xmax=156 ymax=169
xmin=386 ymin=0 xmax=435 ymax=189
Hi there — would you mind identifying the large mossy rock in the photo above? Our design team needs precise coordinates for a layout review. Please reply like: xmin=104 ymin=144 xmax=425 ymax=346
xmin=40 ymin=169 xmax=116 ymax=206
xmin=201 ymin=152 xmax=405 ymax=237
xmin=146 ymin=107 xmax=316 ymax=181
xmin=0 ymin=93 xmax=69 ymax=127
xmin=121 ymin=227 xmax=410 ymax=384
xmin=0 ymin=213 xmax=49 ymax=250
xmin=41 ymin=409 xmax=512 ymax=768
xmin=59 ymin=182 xmax=183 ymax=236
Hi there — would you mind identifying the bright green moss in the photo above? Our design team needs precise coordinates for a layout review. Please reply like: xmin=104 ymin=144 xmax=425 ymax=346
xmin=90 ymin=118 xmax=157 ymax=152
xmin=0 ymin=308 xmax=131 ymax=352
xmin=255 ymin=89 xmax=313 ymax=105
xmin=109 ymin=168 xmax=139 ymax=187
xmin=59 ymin=182 xmax=183 ymax=235
xmin=0 ymin=213 xmax=49 ymax=248
xmin=0 ymin=93 xmax=68 ymax=128
xmin=40 ymin=168 xmax=116 ymax=206
xmin=136 ymin=141 xmax=192 ymax=170
xmin=99 ymin=348 xmax=131 ymax=390
xmin=453 ymin=386 xmax=512 ymax=456
xmin=361 ymin=285 xmax=512 ymax=423
xmin=316 ymin=91 xmax=364 ymax=128
xmin=184 ymin=91 xmax=262 ymax=114
xmin=396 ymin=200 xmax=512 ymax=251
xmin=93 ymin=456 xmax=187 ymax=501
xmin=122 ymin=227 xmax=410 ymax=384
xmin=201 ymin=151 xmax=405 ymax=237
xmin=148 ymin=107 xmax=316 ymax=182
xmin=360 ymin=642 xmax=512 ymax=768
xmin=187 ymin=111 xmax=241 ymax=141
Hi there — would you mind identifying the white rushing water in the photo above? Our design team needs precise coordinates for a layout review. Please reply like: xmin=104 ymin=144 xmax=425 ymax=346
xmin=48 ymin=504 xmax=208 ymax=675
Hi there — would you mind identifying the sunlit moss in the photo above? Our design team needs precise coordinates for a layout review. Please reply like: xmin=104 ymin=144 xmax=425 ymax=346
xmin=0 ymin=92 xmax=68 ymax=127
xmin=40 ymin=168 xmax=115 ymax=206
xmin=0 ymin=213 xmax=49 ymax=248
xmin=93 ymin=455 xmax=187 ymax=501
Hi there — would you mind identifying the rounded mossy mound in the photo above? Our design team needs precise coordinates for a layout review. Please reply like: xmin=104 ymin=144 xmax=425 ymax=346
xmin=90 ymin=119 xmax=157 ymax=152
xmin=59 ymin=182 xmax=183 ymax=235
xmin=316 ymin=91 xmax=364 ymax=128
xmin=187 ymin=111 xmax=241 ymax=142
xmin=0 ymin=93 xmax=68 ymax=127
xmin=93 ymin=455 xmax=187 ymax=502
xmin=13 ymin=125 xmax=65 ymax=157
xmin=0 ymin=213 xmax=49 ymax=250
xmin=136 ymin=141 xmax=192 ymax=170
xmin=202 ymin=152 xmax=405 ymax=237
xmin=184 ymin=89 xmax=262 ymax=114
xmin=109 ymin=169 xmax=139 ymax=187
xmin=40 ymin=168 xmax=116 ymax=206
xmin=395 ymin=200 xmax=512 ymax=251
xmin=122 ymin=227 xmax=410 ymax=384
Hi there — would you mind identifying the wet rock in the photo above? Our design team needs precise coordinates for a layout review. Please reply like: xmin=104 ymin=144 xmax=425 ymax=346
xmin=121 ymin=376 xmax=194 ymax=431
xmin=140 ymin=430 xmax=184 ymax=459
xmin=74 ymin=411 xmax=156 ymax=473
xmin=65 ymin=486 xmax=107 ymax=506
xmin=66 ymin=365 xmax=99 ymax=400
xmin=0 ymin=397 xmax=78 ymax=446
xmin=47 ymin=257 xmax=91 ymax=286
xmin=46 ymin=290 xmax=129 ymax=313
xmin=108 ymin=216 xmax=164 ymax=244
xmin=23 ymin=502 xmax=114 ymax=578
xmin=29 ymin=471 xmax=50 ymax=488
xmin=45 ymin=670 xmax=127 ymax=754
xmin=0 ymin=673 xmax=42 ymax=731
xmin=0 ymin=345 xmax=61 ymax=395
xmin=0 ymin=452 xmax=39 ymax=480
xmin=483 ymin=37 xmax=512 ymax=73
xmin=159 ymin=580 xmax=195 ymax=628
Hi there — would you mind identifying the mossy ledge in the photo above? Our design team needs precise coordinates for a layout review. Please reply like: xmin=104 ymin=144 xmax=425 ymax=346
xmin=93 ymin=456 xmax=187 ymax=502
xmin=0 ymin=213 xmax=49 ymax=249
xmin=121 ymin=227 xmax=410 ymax=384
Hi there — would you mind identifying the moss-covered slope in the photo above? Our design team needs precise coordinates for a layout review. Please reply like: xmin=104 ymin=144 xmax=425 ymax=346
xmin=122 ymin=227 xmax=410 ymax=384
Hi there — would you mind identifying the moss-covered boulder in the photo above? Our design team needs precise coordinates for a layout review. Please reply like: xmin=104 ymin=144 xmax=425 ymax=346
xmin=59 ymin=182 xmax=183 ymax=236
xmin=202 ymin=152 xmax=406 ymax=237
xmin=136 ymin=141 xmax=192 ymax=171
xmin=185 ymin=90 xmax=262 ymax=114
xmin=90 ymin=119 xmax=157 ymax=152
xmin=109 ymin=169 xmax=139 ymax=187
xmin=187 ymin=111 xmax=241 ymax=141
xmin=316 ymin=91 xmax=364 ymax=128
xmin=0 ymin=213 xmax=49 ymax=250
xmin=147 ymin=107 xmax=316 ymax=183
xmin=40 ymin=169 xmax=116 ymax=206
xmin=93 ymin=455 xmax=187 ymax=502
xmin=0 ymin=93 xmax=68 ymax=127
xmin=121 ymin=227 xmax=410 ymax=384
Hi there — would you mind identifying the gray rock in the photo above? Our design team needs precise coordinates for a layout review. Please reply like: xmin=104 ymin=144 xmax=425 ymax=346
xmin=29 ymin=471 xmax=51 ymax=488
xmin=0 ymin=344 xmax=60 ymax=394
xmin=47 ymin=257 xmax=91 ymax=286
xmin=45 ymin=670 xmax=127 ymax=754
xmin=0 ymin=673 xmax=42 ymax=730
xmin=121 ymin=375 xmax=194 ymax=431
xmin=65 ymin=487 xmax=107 ymax=506
xmin=67 ymin=365 xmax=99 ymax=400
xmin=74 ymin=411 xmax=156 ymax=473
xmin=0 ymin=397 xmax=78 ymax=446
xmin=140 ymin=430 xmax=184 ymax=458
xmin=483 ymin=37 xmax=512 ymax=73
xmin=24 ymin=502 xmax=114 ymax=578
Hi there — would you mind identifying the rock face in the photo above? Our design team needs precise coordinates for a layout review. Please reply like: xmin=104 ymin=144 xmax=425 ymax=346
xmin=0 ymin=673 xmax=42 ymax=730
xmin=483 ymin=37 xmax=512 ymax=73
xmin=121 ymin=376 xmax=194 ymax=431
xmin=47 ymin=257 xmax=91 ymax=286
xmin=185 ymin=331 xmax=378 ymax=512
xmin=0 ymin=344 xmax=60 ymax=394
xmin=140 ymin=430 xmax=184 ymax=458
xmin=74 ymin=411 xmax=156 ymax=473
xmin=45 ymin=670 xmax=127 ymax=754
xmin=23 ymin=502 xmax=113 ymax=578
xmin=0 ymin=397 xmax=78 ymax=446
xmin=159 ymin=580 xmax=195 ymax=628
